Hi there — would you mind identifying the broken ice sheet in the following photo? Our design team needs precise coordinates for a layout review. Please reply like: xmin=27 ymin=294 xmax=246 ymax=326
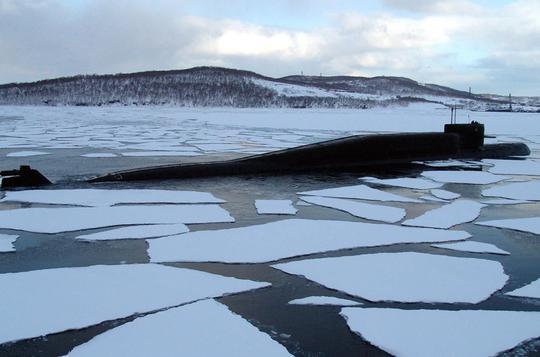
xmin=0 ymin=205 xmax=234 ymax=233
xmin=506 ymin=278 xmax=540 ymax=299
xmin=75 ymin=223 xmax=189 ymax=241
xmin=299 ymin=196 xmax=405 ymax=223
xmin=149 ymin=219 xmax=470 ymax=264
xmin=80 ymin=153 xmax=117 ymax=158
xmin=274 ymin=252 xmax=507 ymax=303
xmin=0 ymin=264 xmax=269 ymax=344
xmin=1 ymin=189 xmax=225 ymax=206
xmin=475 ymin=217 xmax=540 ymax=235
xmin=0 ymin=234 xmax=18 ymax=252
xmin=430 ymin=189 xmax=460 ymax=200
xmin=340 ymin=308 xmax=540 ymax=357
xmin=255 ymin=200 xmax=297 ymax=215
xmin=298 ymin=184 xmax=421 ymax=203
xmin=484 ymin=158 xmax=540 ymax=176
xmin=6 ymin=150 xmax=49 ymax=157
xmin=479 ymin=198 xmax=531 ymax=205
xmin=66 ymin=299 xmax=291 ymax=357
xmin=120 ymin=151 xmax=202 ymax=157
xmin=288 ymin=296 xmax=361 ymax=306
xmin=431 ymin=241 xmax=510 ymax=255
xmin=415 ymin=159 xmax=485 ymax=168
xmin=360 ymin=176 xmax=442 ymax=189
xmin=403 ymin=200 xmax=486 ymax=229
xmin=482 ymin=180 xmax=540 ymax=201
xmin=421 ymin=170 xmax=507 ymax=184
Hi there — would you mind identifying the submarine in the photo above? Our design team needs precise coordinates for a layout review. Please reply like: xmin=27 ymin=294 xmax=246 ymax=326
xmin=0 ymin=122 xmax=531 ymax=188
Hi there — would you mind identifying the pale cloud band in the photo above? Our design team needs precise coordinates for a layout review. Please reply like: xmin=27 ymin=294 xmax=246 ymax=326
xmin=0 ymin=0 xmax=538 ymax=95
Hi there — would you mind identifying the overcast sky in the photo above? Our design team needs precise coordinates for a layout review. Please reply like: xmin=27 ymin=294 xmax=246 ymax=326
xmin=1 ymin=0 xmax=538 ymax=95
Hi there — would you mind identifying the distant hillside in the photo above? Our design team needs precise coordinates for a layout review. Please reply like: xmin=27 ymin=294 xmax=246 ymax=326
xmin=0 ymin=66 xmax=537 ymax=111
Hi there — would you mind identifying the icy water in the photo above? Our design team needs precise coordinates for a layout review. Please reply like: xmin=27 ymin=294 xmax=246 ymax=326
xmin=1 ymin=106 xmax=540 ymax=356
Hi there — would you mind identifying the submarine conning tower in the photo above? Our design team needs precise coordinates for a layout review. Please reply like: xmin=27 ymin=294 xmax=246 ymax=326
xmin=444 ymin=121 xmax=484 ymax=150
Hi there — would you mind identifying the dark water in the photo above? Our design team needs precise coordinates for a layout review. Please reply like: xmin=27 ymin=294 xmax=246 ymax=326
xmin=1 ymin=149 xmax=539 ymax=356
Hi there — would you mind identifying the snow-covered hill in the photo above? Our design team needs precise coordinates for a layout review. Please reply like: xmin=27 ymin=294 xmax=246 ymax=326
xmin=0 ymin=66 xmax=537 ymax=111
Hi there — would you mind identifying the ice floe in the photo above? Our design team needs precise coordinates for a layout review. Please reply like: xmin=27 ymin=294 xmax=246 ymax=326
xmin=431 ymin=241 xmax=510 ymax=255
xmin=1 ymin=189 xmax=225 ymax=206
xmin=476 ymin=217 xmax=540 ymax=235
xmin=0 ymin=264 xmax=269 ymax=344
xmin=340 ymin=308 xmax=540 ymax=357
xmin=482 ymin=180 xmax=540 ymax=201
xmin=288 ymin=296 xmax=361 ymax=306
xmin=403 ymin=200 xmax=486 ymax=229
xmin=421 ymin=170 xmax=507 ymax=184
xmin=75 ymin=223 xmax=189 ymax=241
xmin=0 ymin=234 xmax=18 ymax=252
xmin=6 ymin=150 xmax=49 ymax=157
xmin=416 ymin=159 xmax=485 ymax=168
xmin=298 ymin=184 xmax=421 ymax=203
xmin=506 ymin=278 xmax=540 ymax=299
xmin=66 ymin=299 xmax=290 ymax=357
xmin=273 ymin=252 xmax=506 ymax=303
xmin=430 ymin=189 xmax=460 ymax=200
xmin=255 ymin=200 xmax=297 ymax=215
xmin=81 ymin=153 xmax=117 ymax=158
xmin=360 ymin=176 xmax=442 ymax=189
xmin=484 ymin=159 xmax=540 ymax=176
xmin=149 ymin=219 xmax=469 ymax=264
xmin=120 ymin=151 xmax=202 ymax=157
xmin=0 ymin=205 xmax=234 ymax=233
xmin=419 ymin=195 xmax=448 ymax=203
xmin=299 ymin=196 xmax=405 ymax=223
xmin=479 ymin=198 xmax=531 ymax=205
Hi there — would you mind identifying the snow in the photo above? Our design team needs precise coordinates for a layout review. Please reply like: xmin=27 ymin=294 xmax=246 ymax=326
xmin=506 ymin=278 xmax=540 ymax=299
xmin=484 ymin=159 xmax=540 ymax=176
xmin=0 ymin=234 xmax=18 ymax=252
xmin=75 ymin=223 xmax=189 ymax=241
xmin=430 ymin=189 xmax=460 ymax=200
xmin=1 ymin=189 xmax=225 ymax=206
xmin=360 ymin=176 xmax=442 ymax=189
xmin=255 ymin=200 xmax=297 ymax=215
xmin=482 ymin=180 xmax=540 ymax=201
xmin=431 ymin=241 xmax=510 ymax=255
xmin=81 ymin=153 xmax=117 ymax=158
xmin=475 ymin=217 xmax=540 ymax=235
xmin=403 ymin=200 xmax=486 ymax=229
xmin=340 ymin=308 xmax=540 ymax=357
xmin=421 ymin=170 xmax=507 ymax=184
xmin=299 ymin=196 xmax=405 ymax=223
xmin=66 ymin=299 xmax=291 ymax=357
xmin=0 ymin=264 xmax=269 ymax=344
xmin=6 ymin=150 xmax=49 ymax=157
xmin=288 ymin=296 xmax=361 ymax=306
xmin=273 ymin=252 xmax=507 ymax=303
xmin=251 ymin=78 xmax=336 ymax=98
xmin=148 ymin=219 xmax=470 ymax=264
xmin=0 ymin=205 xmax=234 ymax=233
xmin=298 ymin=184 xmax=421 ymax=203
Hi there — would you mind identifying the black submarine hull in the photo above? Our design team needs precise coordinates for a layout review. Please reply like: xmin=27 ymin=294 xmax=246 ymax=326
xmin=89 ymin=123 xmax=530 ymax=182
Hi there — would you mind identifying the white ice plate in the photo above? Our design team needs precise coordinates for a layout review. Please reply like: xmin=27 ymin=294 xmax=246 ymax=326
xmin=298 ymin=184 xmax=421 ymax=203
xmin=421 ymin=170 xmax=507 ymax=184
xmin=482 ymin=180 xmax=540 ymax=201
xmin=66 ymin=299 xmax=290 ymax=357
xmin=484 ymin=159 xmax=540 ymax=176
xmin=0 ymin=234 xmax=18 ymax=252
xmin=0 ymin=264 xmax=268 ymax=344
xmin=6 ymin=150 xmax=49 ymax=157
xmin=419 ymin=195 xmax=448 ymax=203
xmin=479 ymin=198 xmax=531 ymax=205
xmin=255 ymin=200 xmax=297 ymax=215
xmin=299 ymin=196 xmax=405 ymax=223
xmin=431 ymin=241 xmax=510 ymax=255
xmin=0 ymin=205 xmax=234 ymax=233
xmin=430 ymin=189 xmax=460 ymax=200
xmin=506 ymin=278 xmax=540 ymax=299
xmin=76 ymin=223 xmax=189 ymax=241
xmin=403 ymin=200 xmax=486 ymax=229
xmin=120 ymin=151 xmax=202 ymax=157
xmin=475 ymin=217 xmax=540 ymax=235
xmin=1 ymin=189 xmax=225 ymax=206
xmin=81 ymin=153 xmax=117 ymax=158
xmin=288 ymin=296 xmax=361 ymax=306
xmin=361 ymin=176 xmax=442 ymax=189
xmin=149 ymin=219 xmax=469 ymax=264
xmin=273 ymin=252 xmax=506 ymax=303
xmin=340 ymin=308 xmax=540 ymax=357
